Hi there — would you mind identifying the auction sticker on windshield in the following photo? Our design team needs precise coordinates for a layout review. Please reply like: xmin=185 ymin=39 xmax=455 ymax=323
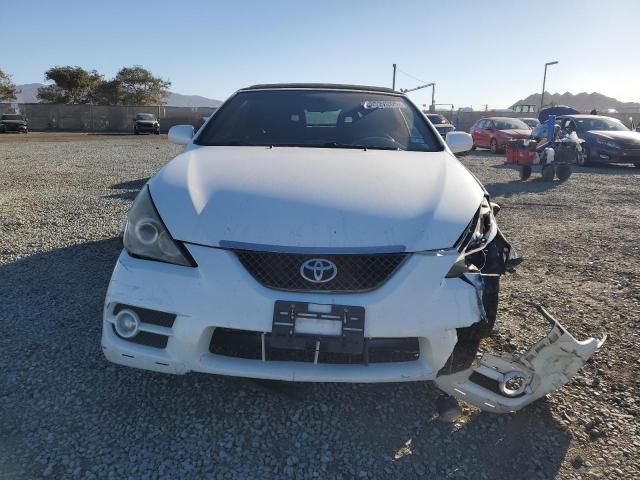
xmin=363 ymin=100 xmax=405 ymax=109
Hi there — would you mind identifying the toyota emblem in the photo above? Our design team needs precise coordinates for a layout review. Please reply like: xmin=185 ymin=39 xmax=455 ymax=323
xmin=300 ymin=258 xmax=338 ymax=284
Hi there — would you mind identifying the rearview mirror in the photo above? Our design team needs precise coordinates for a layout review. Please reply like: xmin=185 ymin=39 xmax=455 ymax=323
xmin=168 ymin=125 xmax=195 ymax=145
xmin=446 ymin=131 xmax=473 ymax=154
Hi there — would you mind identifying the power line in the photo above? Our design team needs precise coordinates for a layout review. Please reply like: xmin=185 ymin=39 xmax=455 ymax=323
xmin=395 ymin=67 xmax=428 ymax=85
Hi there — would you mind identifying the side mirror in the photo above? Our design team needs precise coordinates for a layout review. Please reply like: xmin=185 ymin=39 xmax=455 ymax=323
xmin=168 ymin=125 xmax=195 ymax=145
xmin=446 ymin=131 xmax=473 ymax=154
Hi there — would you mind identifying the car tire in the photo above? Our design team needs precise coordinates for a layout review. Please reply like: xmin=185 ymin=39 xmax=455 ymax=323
xmin=542 ymin=164 xmax=555 ymax=181
xmin=154 ymin=130 xmax=160 ymax=135
xmin=519 ymin=165 xmax=532 ymax=180
xmin=471 ymin=144 xmax=476 ymax=151
xmin=577 ymin=145 xmax=591 ymax=166
xmin=556 ymin=163 xmax=572 ymax=181
xmin=490 ymin=138 xmax=499 ymax=154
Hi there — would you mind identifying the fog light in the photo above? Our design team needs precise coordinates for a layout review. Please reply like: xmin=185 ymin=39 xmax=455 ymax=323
xmin=499 ymin=371 xmax=527 ymax=397
xmin=115 ymin=309 xmax=140 ymax=338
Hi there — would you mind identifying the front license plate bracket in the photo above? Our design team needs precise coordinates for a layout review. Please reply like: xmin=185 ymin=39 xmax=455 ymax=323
xmin=271 ymin=301 xmax=365 ymax=355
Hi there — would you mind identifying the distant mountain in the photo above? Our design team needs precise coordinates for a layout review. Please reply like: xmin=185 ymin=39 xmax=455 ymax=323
xmin=13 ymin=83 xmax=41 ymax=103
xmin=164 ymin=92 xmax=222 ymax=108
xmin=513 ymin=91 xmax=640 ymax=113
xmin=12 ymin=83 xmax=222 ymax=107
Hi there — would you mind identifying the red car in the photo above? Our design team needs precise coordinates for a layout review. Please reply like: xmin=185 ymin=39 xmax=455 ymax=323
xmin=470 ymin=117 xmax=532 ymax=153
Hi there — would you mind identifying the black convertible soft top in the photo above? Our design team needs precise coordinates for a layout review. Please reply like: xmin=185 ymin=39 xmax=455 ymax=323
xmin=242 ymin=83 xmax=398 ymax=94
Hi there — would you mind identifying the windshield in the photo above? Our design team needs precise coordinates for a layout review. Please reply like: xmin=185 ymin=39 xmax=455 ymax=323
xmin=521 ymin=118 xmax=538 ymax=127
xmin=136 ymin=114 xmax=155 ymax=120
xmin=493 ymin=119 xmax=530 ymax=130
xmin=426 ymin=114 xmax=448 ymax=125
xmin=196 ymin=90 xmax=443 ymax=151
xmin=575 ymin=117 xmax=628 ymax=132
xmin=1 ymin=114 xmax=23 ymax=121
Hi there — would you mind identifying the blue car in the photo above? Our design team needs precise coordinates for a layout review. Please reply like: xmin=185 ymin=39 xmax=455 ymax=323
xmin=557 ymin=115 xmax=640 ymax=167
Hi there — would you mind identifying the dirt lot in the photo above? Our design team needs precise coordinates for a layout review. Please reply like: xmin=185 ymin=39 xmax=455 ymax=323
xmin=0 ymin=133 xmax=638 ymax=479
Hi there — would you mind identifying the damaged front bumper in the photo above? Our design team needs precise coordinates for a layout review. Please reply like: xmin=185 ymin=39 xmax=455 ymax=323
xmin=435 ymin=305 xmax=605 ymax=413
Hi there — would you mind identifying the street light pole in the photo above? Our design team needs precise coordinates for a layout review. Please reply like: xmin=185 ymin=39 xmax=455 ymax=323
xmin=430 ymin=83 xmax=436 ymax=111
xmin=392 ymin=64 xmax=397 ymax=90
xmin=540 ymin=61 xmax=558 ymax=111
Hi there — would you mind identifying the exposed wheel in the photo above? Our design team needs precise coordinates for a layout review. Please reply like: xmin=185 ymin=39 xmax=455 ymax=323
xmin=541 ymin=164 xmax=555 ymax=181
xmin=490 ymin=138 xmax=499 ymax=154
xmin=556 ymin=163 xmax=572 ymax=181
xmin=519 ymin=165 xmax=532 ymax=180
xmin=577 ymin=145 xmax=591 ymax=166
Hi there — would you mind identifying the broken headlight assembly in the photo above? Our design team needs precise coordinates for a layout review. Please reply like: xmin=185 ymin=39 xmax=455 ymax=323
xmin=123 ymin=186 xmax=196 ymax=267
xmin=447 ymin=196 xmax=515 ymax=278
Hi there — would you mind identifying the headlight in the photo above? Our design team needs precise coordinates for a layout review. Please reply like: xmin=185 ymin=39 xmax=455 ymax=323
xmin=596 ymin=138 xmax=620 ymax=149
xmin=123 ymin=186 xmax=196 ymax=267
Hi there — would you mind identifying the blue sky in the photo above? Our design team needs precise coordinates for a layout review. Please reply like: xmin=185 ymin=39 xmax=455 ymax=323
xmin=3 ymin=0 xmax=639 ymax=108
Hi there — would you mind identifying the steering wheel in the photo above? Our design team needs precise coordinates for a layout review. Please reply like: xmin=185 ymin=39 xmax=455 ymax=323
xmin=351 ymin=135 xmax=399 ymax=149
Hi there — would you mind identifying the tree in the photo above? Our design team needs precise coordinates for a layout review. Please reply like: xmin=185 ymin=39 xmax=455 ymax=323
xmin=114 ymin=66 xmax=170 ymax=105
xmin=0 ymin=68 xmax=18 ymax=102
xmin=37 ymin=66 xmax=103 ymax=104
xmin=91 ymin=79 xmax=121 ymax=106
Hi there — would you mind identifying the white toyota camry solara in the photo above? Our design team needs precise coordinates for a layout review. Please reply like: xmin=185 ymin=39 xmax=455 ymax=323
xmin=102 ymin=84 xmax=603 ymax=413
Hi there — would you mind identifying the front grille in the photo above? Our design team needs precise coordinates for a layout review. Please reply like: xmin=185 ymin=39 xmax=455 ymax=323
xmin=234 ymin=250 xmax=409 ymax=292
xmin=209 ymin=328 xmax=420 ymax=364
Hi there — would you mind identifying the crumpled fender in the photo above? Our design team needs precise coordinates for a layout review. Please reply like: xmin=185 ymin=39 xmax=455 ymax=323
xmin=435 ymin=306 xmax=606 ymax=413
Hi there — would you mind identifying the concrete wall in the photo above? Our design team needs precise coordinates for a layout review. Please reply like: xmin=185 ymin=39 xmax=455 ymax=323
xmin=0 ymin=103 xmax=216 ymax=133
xmin=1 ymin=102 xmax=638 ymax=133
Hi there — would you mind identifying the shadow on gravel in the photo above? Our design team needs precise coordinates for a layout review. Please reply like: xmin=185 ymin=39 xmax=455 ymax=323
xmin=573 ymin=163 xmax=640 ymax=175
xmin=483 ymin=177 xmax=561 ymax=198
xmin=106 ymin=177 xmax=149 ymax=200
xmin=490 ymin=159 xmax=640 ymax=176
xmin=0 ymin=238 xmax=571 ymax=479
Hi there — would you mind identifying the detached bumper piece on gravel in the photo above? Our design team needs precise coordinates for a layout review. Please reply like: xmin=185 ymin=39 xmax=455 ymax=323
xmin=435 ymin=305 xmax=605 ymax=413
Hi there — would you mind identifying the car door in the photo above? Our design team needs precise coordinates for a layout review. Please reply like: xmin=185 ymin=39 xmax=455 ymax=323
xmin=481 ymin=120 xmax=494 ymax=147
xmin=473 ymin=120 xmax=487 ymax=146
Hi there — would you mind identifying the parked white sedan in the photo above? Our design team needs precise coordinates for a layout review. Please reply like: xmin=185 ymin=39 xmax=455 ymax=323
xmin=102 ymin=84 xmax=603 ymax=413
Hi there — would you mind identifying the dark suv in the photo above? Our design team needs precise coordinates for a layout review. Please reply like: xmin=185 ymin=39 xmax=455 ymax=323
xmin=0 ymin=114 xmax=28 ymax=133
xmin=133 ymin=113 xmax=160 ymax=135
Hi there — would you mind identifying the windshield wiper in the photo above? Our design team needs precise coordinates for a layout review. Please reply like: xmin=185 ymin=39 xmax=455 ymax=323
xmin=318 ymin=142 xmax=368 ymax=150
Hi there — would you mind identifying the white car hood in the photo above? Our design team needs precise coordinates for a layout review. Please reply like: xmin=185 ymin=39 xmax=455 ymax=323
xmin=149 ymin=146 xmax=484 ymax=252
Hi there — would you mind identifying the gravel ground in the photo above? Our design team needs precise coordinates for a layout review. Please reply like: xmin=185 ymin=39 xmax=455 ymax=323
xmin=0 ymin=134 xmax=638 ymax=479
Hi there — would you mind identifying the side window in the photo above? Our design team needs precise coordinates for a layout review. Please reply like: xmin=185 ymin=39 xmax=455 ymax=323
xmin=476 ymin=120 xmax=486 ymax=129
xmin=486 ymin=121 xmax=494 ymax=130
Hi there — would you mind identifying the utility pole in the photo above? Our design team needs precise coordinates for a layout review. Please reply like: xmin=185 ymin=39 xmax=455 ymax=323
xmin=392 ymin=64 xmax=397 ymax=91
xmin=540 ymin=61 xmax=558 ymax=111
